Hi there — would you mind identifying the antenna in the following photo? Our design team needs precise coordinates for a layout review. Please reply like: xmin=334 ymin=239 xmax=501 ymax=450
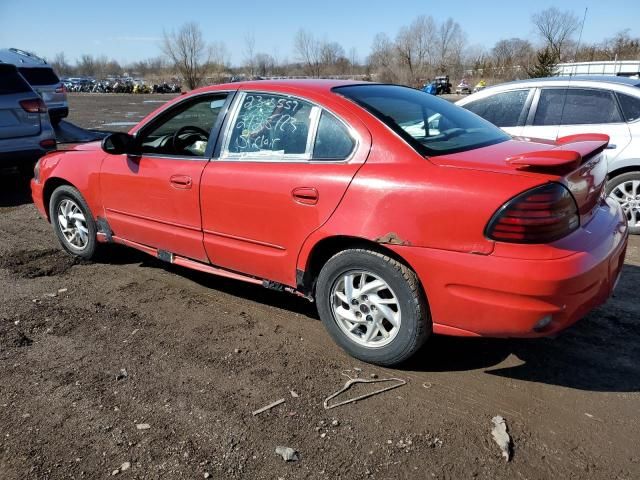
xmin=574 ymin=7 xmax=588 ymax=62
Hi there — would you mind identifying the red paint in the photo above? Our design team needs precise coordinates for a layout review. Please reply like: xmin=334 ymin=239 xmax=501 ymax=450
xmin=31 ymin=80 xmax=628 ymax=339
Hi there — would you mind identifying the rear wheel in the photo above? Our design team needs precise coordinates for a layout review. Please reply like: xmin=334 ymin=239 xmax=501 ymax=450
xmin=607 ymin=172 xmax=640 ymax=234
xmin=316 ymin=249 xmax=430 ymax=366
xmin=49 ymin=185 xmax=97 ymax=259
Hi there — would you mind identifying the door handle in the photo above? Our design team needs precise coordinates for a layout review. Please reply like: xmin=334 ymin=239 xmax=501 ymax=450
xmin=292 ymin=187 xmax=319 ymax=205
xmin=170 ymin=175 xmax=193 ymax=189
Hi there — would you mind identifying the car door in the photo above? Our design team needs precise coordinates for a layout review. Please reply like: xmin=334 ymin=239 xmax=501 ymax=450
xmin=524 ymin=88 xmax=632 ymax=162
xmin=100 ymin=92 xmax=232 ymax=262
xmin=462 ymin=88 xmax=533 ymax=137
xmin=199 ymin=91 xmax=371 ymax=286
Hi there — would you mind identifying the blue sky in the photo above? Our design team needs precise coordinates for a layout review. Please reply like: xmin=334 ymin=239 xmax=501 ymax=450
xmin=1 ymin=0 xmax=638 ymax=65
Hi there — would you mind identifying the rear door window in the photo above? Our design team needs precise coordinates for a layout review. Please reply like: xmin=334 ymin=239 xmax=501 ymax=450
xmin=615 ymin=92 xmax=640 ymax=122
xmin=17 ymin=67 xmax=60 ymax=86
xmin=534 ymin=88 xmax=623 ymax=126
xmin=223 ymin=93 xmax=316 ymax=159
xmin=464 ymin=89 xmax=531 ymax=127
xmin=0 ymin=65 xmax=32 ymax=94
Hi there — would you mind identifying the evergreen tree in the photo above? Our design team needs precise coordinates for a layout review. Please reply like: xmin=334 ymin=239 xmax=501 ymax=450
xmin=526 ymin=48 xmax=558 ymax=78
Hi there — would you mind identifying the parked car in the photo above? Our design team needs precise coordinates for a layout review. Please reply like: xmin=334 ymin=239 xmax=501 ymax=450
xmin=0 ymin=63 xmax=56 ymax=174
xmin=31 ymin=81 xmax=628 ymax=365
xmin=456 ymin=76 xmax=640 ymax=233
xmin=0 ymin=48 xmax=68 ymax=124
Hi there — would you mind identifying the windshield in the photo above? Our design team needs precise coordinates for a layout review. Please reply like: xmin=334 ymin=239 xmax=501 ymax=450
xmin=335 ymin=84 xmax=510 ymax=156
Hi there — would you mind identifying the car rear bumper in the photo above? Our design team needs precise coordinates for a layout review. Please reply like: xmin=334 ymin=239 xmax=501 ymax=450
xmin=392 ymin=199 xmax=629 ymax=338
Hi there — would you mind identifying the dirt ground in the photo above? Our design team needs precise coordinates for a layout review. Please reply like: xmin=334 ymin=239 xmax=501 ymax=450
xmin=1 ymin=93 xmax=639 ymax=480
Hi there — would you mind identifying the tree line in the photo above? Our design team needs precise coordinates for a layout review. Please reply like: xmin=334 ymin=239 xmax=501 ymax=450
xmin=48 ymin=8 xmax=640 ymax=90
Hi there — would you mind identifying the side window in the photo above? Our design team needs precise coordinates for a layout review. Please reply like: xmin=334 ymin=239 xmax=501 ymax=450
xmin=224 ymin=93 xmax=315 ymax=158
xmin=534 ymin=88 xmax=623 ymax=126
xmin=559 ymin=88 xmax=622 ymax=125
xmin=616 ymin=92 xmax=640 ymax=122
xmin=313 ymin=111 xmax=355 ymax=160
xmin=139 ymin=94 xmax=227 ymax=157
xmin=464 ymin=89 xmax=530 ymax=127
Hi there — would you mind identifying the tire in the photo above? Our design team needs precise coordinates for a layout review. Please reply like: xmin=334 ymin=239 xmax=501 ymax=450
xmin=606 ymin=172 xmax=640 ymax=235
xmin=49 ymin=185 xmax=98 ymax=259
xmin=316 ymin=249 xmax=430 ymax=366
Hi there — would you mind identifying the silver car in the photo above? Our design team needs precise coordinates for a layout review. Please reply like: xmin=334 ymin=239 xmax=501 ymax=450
xmin=456 ymin=76 xmax=640 ymax=233
xmin=0 ymin=48 xmax=68 ymax=124
xmin=0 ymin=63 xmax=56 ymax=174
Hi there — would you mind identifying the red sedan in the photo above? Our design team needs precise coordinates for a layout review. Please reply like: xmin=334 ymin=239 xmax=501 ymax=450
xmin=31 ymin=81 xmax=628 ymax=366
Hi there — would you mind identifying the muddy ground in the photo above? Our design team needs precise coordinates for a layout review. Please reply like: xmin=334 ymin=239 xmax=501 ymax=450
xmin=0 ymin=93 xmax=639 ymax=479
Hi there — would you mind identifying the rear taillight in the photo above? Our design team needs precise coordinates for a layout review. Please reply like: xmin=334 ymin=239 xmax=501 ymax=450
xmin=19 ymin=98 xmax=47 ymax=113
xmin=55 ymin=84 xmax=66 ymax=94
xmin=486 ymin=183 xmax=579 ymax=243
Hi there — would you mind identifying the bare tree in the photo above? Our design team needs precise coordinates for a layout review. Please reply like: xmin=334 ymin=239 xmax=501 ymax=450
xmin=436 ymin=18 xmax=465 ymax=72
xmin=243 ymin=32 xmax=256 ymax=77
xmin=394 ymin=15 xmax=437 ymax=85
xmin=368 ymin=32 xmax=396 ymax=82
xmin=531 ymin=7 xmax=579 ymax=60
xmin=162 ymin=22 xmax=214 ymax=89
xmin=77 ymin=54 xmax=97 ymax=77
xmin=254 ymin=53 xmax=275 ymax=77
xmin=50 ymin=52 xmax=71 ymax=76
xmin=491 ymin=38 xmax=535 ymax=79
xmin=293 ymin=29 xmax=322 ymax=77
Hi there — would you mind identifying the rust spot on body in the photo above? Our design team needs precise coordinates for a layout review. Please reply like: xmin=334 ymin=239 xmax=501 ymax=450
xmin=374 ymin=232 xmax=411 ymax=246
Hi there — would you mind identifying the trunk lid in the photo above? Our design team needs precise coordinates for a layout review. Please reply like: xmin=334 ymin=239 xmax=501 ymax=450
xmin=431 ymin=134 xmax=610 ymax=226
xmin=0 ymin=93 xmax=41 ymax=139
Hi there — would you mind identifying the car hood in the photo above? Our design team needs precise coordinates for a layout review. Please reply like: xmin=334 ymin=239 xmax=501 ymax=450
xmin=428 ymin=137 xmax=560 ymax=174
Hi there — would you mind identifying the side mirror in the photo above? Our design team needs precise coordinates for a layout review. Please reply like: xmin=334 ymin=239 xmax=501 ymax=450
xmin=101 ymin=132 xmax=137 ymax=155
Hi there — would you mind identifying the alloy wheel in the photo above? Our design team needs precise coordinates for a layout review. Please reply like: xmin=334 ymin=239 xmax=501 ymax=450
xmin=330 ymin=270 xmax=401 ymax=348
xmin=609 ymin=179 xmax=640 ymax=229
xmin=57 ymin=199 xmax=89 ymax=250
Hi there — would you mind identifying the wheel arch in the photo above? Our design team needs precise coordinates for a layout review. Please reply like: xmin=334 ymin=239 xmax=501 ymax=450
xmin=297 ymin=235 xmax=421 ymax=297
xmin=607 ymin=163 xmax=640 ymax=182
xmin=42 ymin=177 xmax=76 ymax=221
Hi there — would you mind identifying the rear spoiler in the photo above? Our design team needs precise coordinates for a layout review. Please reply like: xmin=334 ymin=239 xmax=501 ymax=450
xmin=507 ymin=133 xmax=609 ymax=173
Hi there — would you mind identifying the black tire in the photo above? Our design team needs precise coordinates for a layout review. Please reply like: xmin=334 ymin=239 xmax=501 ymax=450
xmin=316 ymin=249 xmax=430 ymax=366
xmin=49 ymin=185 xmax=98 ymax=259
xmin=606 ymin=172 xmax=640 ymax=235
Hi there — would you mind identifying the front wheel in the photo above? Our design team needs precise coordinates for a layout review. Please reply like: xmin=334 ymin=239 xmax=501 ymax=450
xmin=49 ymin=185 xmax=98 ymax=259
xmin=316 ymin=249 xmax=430 ymax=366
xmin=606 ymin=172 xmax=640 ymax=234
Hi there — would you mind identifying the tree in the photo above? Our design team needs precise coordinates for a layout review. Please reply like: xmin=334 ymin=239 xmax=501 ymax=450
xmin=50 ymin=52 xmax=72 ymax=76
xmin=162 ymin=22 xmax=218 ymax=89
xmin=491 ymin=38 xmax=535 ymax=79
xmin=526 ymin=47 xmax=558 ymax=78
xmin=243 ymin=32 xmax=256 ymax=77
xmin=293 ymin=29 xmax=322 ymax=77
xmin=531 ymin=7 xmax=579 ymax=60
xmin=436 ymin=18 xmax=465 ymax=73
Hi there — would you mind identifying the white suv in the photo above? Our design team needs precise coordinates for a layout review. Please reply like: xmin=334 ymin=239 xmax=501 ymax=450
xmin=457 ymin=76 xmax=640 ymax=233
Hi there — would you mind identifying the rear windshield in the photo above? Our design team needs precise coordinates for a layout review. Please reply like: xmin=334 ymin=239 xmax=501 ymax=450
xmin=18 ymin=67 xmax=60 ymax=86
xmin=0 ymin=64 xmax=32 ymax=94
xmin=335 ymin=84 xmax=510 ymax=156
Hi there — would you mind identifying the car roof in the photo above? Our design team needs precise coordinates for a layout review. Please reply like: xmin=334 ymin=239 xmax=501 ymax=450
xmin=484 ymin=75 xmax=640 ymax=90
xmin=0 ymin=48 xmax=50 ymax=68
xmin=192 ymin=78 xmax=369 ymax=95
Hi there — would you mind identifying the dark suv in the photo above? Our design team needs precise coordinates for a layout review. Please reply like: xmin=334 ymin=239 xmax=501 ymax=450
xmin=0 ymin=63 xmax=56 ymax=174
xmin=0 ymin=48 xmax=69 ymax=124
